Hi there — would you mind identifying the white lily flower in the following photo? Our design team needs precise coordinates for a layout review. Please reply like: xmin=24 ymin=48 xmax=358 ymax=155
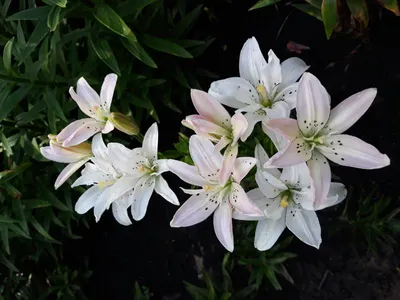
xmin=40 ymin=134 xmax=92 ymax=189
xmin=72 ymin=134 xmax=139 ymax=224
xmin=208 ymin=37 xmax=309 ymax=140
xmin=183 ymin=89 xmax=248 ymax=185
xmin=233 ymin=144 xmax=347 ymax=251
xmin=264 ymin=72 xmax=390 ymax=208
xmin=168 ymin=135 xmax=262 ymax=252
xmin=56 ymin=74 xmax=118 ymax=147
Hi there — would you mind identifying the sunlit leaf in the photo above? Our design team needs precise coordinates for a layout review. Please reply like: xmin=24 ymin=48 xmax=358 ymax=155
xmin=2 ymin=37 xmax=14 ymax=73
xmin=0 ymin=131 xmax=13 ymax=156
xmin=42 ymin=0 xmax=67 ymax=8
xmin=89 ymin=35 xmax=121 ymax=76
xmin=249 ymin=0 xmax=284 ymax=11
xmin=321 ymin=0 xmax=337 ymax=39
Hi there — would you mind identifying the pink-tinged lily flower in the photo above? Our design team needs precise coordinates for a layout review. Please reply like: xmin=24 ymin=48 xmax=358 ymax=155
xmin=40 ymin=134 xmax=92 ymax=189
xmin=233 ymin=144 xmax=347 ymax=250
xmin=168 ymin=135 xmax=262 ymax=252
xmin=208 ymin=37 xmax=309 ymax=141
xmin=57 ymin=74 xmax=118 ymax=147
xmin=183 ymin=89 xmax=248 ymax=185
xmin=264 ymin=72 xmax=389 ymax=208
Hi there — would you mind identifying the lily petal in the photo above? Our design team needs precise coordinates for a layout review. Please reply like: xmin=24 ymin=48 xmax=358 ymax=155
xmin=170 ymin=192 xmax=219 ymax=227
xmin=213 ymin=196 xmax=234 ymax=252
xmin=208 ymin=77 xmax=258 ymax=107
xmin=112 ymin=201 xmax=132 ymax=226
xmin=108 ymin=143 xmax=143 ymax=175
xmin=254 ymin=144 xmax=281 ymax=178
xmin=256 ymin=171 xmax=282 ymax=199
xmin=317 ymin=134 xmax=390 ymax=169
xmin=41 ymin=145 xmax=80 ymax=163
xmin=191 ymin=89 xmax=231 ymax=129
xmin=267 ymin=100 xmax=291 ymax=119
xmin=273 ymin=83 xmax=299 ymax=110
xmin=76 ymin=77 xmax=101 ymax=107
xmin=101 ymin=176 xmax=138 ymax=205
xmin=264 ymin=196 xmax=285 ymax=219
xmin=265 ymin=137 xmax=312 ymax=168
xmin=279 ymin=57 xmax=309 ymax=90
xmin=241 ymin=110 xmax=267 ymax=141
xmin=69 ymin=86 xmax=97 ymax=119
xmin=191 ymin=117 xmax=230 ymax=136
xmin=265 ymin=118 xmax=300 ymax=141
xmin=239 ymin=37 xmax=267 ymax=87
xmin=72 ymin=164 xmax=112 ymax=187
xmin=100 ymin=73 xmax=117 ymax=112
xmin=260 ymin=50 xmax=282 ymax=94
xmin=232 ymin=157 xmax=257 ymax=183
xmin=143 ymin=123 xmax=158 ymax=161
xmin=307 ymin=151 xmax=331 ymax=209
xmin=254 ymin=217 xmax=286 ymax=251
xmin=91 ymin=133 xmax=108 ymax=159
xmin=167 ymin=160 xmax=209 ymax=187
xmin=75 ymin=185 xmax=102 ymax=214
xmin=131 ymin=175 xmax=156 ymax=221
xmin=219 ymin=144 xmax=238 ymax=185
xmin=280 ymin=162 xmax=311 ymax=189
xmin=316 ymin=182 xmax=347 ymax=210
xmin=296 ymin=73 xmax=330 ymax=137
xmin=55 ymin=159 xmax=88 ymax=189
xmin=102 ymin=119 xmax=114 ymax=134
xmin=59 ymin=119 xmax=105 ymax=147
xmin=231 ymin=112 xmax=248 ymax=143
xmin=190 ymin=136 xmax=221 ymax=180
xmin=286 ymin=202 xmax=321 ymax=249
xmin=322 ymin=88 xmax=377 ymax=135
xmin=229 ymin=182 xmax=262 ymax=215
xmin=155 ymin=176 xmax=179 ymax=205
xmin=292 ymin=189 xmax=314 ymax=211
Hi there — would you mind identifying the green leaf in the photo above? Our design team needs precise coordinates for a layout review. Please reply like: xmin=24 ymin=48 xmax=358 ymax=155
xmin=249 ymin=0 xmax=284 ymax=11
xmin=140 ymin=34 xmax=193 ymax=58
xmin=121 ymin=38 xmax=157 ymax=68
xmin=1 ymin=226 xmax=10 ymax=254
xmin=0 ymin=163 xmax=31 ymax=183
xmin=0 ymin=253 xmax=18 ymax=272
xmin=16 ymin=98 xmax=47 ymax=125
xmin=44 ymin=88 xmax=67 ymax=122
xmin=305 ymin=0 xmax=323 ymax=8
xmin=0 ymin=216 xmax=16 ymax=223
xmin=38 ymin=186 xmax=70 ymax=211
xmin=172 ymin=65 xmax=190 ymax=88
xmin=292 ymin=4 xmax=322 ymax=21
xmin=89 ymin=35 xmax=121 ymax=76
xmin=31 ymin=218 xmax=60 ymax=243
xmin=265 ymin=267 xmax=282 ymax=290
xmin=171 ymin=5 xmax=203 ymax=37
xmin=47 ymin=6 xmax=62 ymax=31
xmin=3 ymin=37 xmax=14 ymax=73
xmin=6 ymin=6 xmax=51 ymax=21
xmin=377 ymin=0 xmax=400 ymax=15
xmin=0 ymin=84 xmax=31 ymax=120
xmin=117 ymin=0 xmax=160 ymax=17
xmin=92 ymin=4 xmax=137 ymax=42
xmin=19 ymin=20 xmax=49 ymax=64
xmin=0 ymin=131 xmax=13 ymax=156
xmin=42 ymin=0 xmax=67 ymax=8
xmin=321 ymin=0 xmax=337 ymax=39
xmin=24 ymin=199 xmax=52 ymax=209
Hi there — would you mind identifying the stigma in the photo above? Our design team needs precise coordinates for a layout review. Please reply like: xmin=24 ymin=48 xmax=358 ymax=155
xmin=279 ymin=195 xmax=289 ymax=208
xmin=256 ymin=85 xmax=270 ymax=107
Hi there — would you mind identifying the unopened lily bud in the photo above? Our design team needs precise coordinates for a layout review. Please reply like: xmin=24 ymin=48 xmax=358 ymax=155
xmin=109 ymin=112 xmax=140 ymax=136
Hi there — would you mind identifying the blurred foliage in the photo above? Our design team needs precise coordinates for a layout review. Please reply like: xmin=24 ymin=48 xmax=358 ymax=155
xmin=249 ymin=0 xmax=400 ymax=38
xmin=133 ymin=281 xmax=151 ymax=300
xmin=0 ymin=0 xmax=215 ymax=298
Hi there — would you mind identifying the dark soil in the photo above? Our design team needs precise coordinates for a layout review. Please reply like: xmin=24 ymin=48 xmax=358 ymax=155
xmin=67 ymin=1 xmax=400 ymax=299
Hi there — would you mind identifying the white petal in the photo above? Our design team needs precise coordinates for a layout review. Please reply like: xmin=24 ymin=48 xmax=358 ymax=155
xmin=91 ymin=133 xmax=108 ymax=159
xmin=219 ymin=144 xmax=238 ymax=185
xmin=229 ymin=183 xmax=262 ymax=215
xmin=190 ymin=89 xmax=231 ymax=129
xmin=232 ymin=188 xmax=267 ymax=220
xmin=213 ymin=196 xmax=234 ymax=252
xmin=69 ymin=87 xmax=97 ymax=119
xmin=317 ymin=134 xmax=390 ymax=169
xmin=262 ymin=171 xmax=288 ymax=191
xmin=112 ymin=201 xmax=132 ymax=226
xmin=232 ymin=157 xmax=257 ymax=183
xmin=93 ymin=195 xmax=110 ymax=222
xmin=72 ymin=168 xmax=111 ymax=187
xmin=189 ymin=135 xmax=221 ymax=180
xmin=279 ymin=57 xmax=309 ymax=89
xmin=262 ymin=122 xmax=290 ymax=151
xmin=260 ymin=50 xmax=282 ymax=94
xmin=155 ymin=176 xmax=179 ymax=205
xmin=131 ymin=175 xmax=156 ymax=221
xmin=191 ymin=117 xmax=230 ymax=137
xmin=291 ymin=189 xmax=314 ymax=211
xmin=101 ymin=176 xmax=138 ymax=205
xmin=102 ymin=119 xmax=114 ymax=134
xmin=296 ymin=73 xmax=331 ymax=137
xmin=180 ymin=187 xmax=204 ymax=195
xmin=153 ymin=159 xmax=169 ymax=175
xmin=241 ymin=110 xmax=267 ymax=141
xmin=231 ymin=112 xmax=248 ymax=143
xmin=90 ymin=157 xmax=118 ymax=177
xmin=273 ymin=83 xmax=299 ymax=110
xmin=321 ymin=88 xmax=377 ymax=135
xmin=265 ymin=118 xmax=300 ymax=141
xmin=40 ymin=145 xmax=80 ymax=163
xmin=76 ymin=77 xmax=101 ymax=107
xmin=56 ymin=119 xmax=95 ymax=144
xmin=307 ymin=151 xmax=331 ymax=209
xmin=75 ymin=185 xmax=102 ymax=214
xmin=170 ymin=192 xmax=219 ymax=227
xmin=59 ymin=119 xmax=105 ymax=147
xmin=239 ymin=37 xmax=267 ymax=87
xmin=107 ymin=142 xmax=143 ymax=175
xmin=254 ymin=144 xmax=281 ymax=178
xmin=214 ymin=136 xmax=231 ymax=153
xmin=208 ymin=77 xmax=258 ymax=107
xmin=167 ymin=160 xmax=209 ymax=187
xmin=256 ymin=171 xmax=282 ymax=199
xmin=55 ymin=159 xmax=88 ymax=189
xmin=280 ymin=162 xmax=311 ymax=189
xmin=254 ymin=217 xmax=286 ymax=251
xmin=100 ymin=73 xmax=117 ymax=112
xmin=143 ymin=123 xmax=158 ymax=161
xmin=267 ymin=101 xmax=291 ymax=119
xmin=316 ymin=182 xmax=347 ymax=211
xmin=265 ymin=137 xmax=312 ymax=168
xmin=286 ymin=203 xmax=321 ymax=249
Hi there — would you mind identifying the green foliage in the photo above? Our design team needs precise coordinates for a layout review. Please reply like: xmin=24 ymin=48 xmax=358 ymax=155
xmin=133 ymin=281 xmax=151 ymax=300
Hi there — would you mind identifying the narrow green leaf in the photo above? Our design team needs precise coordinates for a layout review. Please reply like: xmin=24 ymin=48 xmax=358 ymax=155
xmin=249 ymin=0 xmax=284 ymax=11
xmin=8 ymin=223 xmax=30 ymax=239
xmin=292 ymin=4 xmax=322 ymax=21
xmin=3 ymin=37 xmax=14 ymax=73
xmin=6 ymin=6 xmax=50 ymax=21
xmin=265 ymin=267 xmax=282 ymax=290
xmin=0 ymin=131 xmax=13 ymax=156
xmin=175 ymin=39 xmax=205 ymax=48
xmin=1 ymin=0 xmax=12 ymax=18
xmin=0 ymin=253 xmax=18 ymax=272
xmin=171 ymin=5 xmax=203 ymax=37
xmin=89 ymin=35 xmax=121 ymax=75
xmin=173 ymin=65 xmax=190 ymax=88
xmin=140 ymin=34 xmax=193 ymax=58
xmin=31 ymin=218 xmax=60 ymax=243
xmin=16 ymin=98 xmax=47 ymax=125
xmin=377 ymin=0 xmax=400 ymax=15
xmin=19 ymin=20 xmax=49 ymax=64
xmin=121 ymin=38 xmax=157 ymax=68
xmin=92 ymin=4 xmax=137 ymax=42
xmin=44 ymin=89 xmax=67 ymax=122
xmin=117 ymin=0 xmax=160 ymax=17
xmin=305 ymin=0 xmax=323 ymax=8
xmin=0 ymin=216 xmax=16 ymax=223
xmin=24 ymin=199 xmax=52 ymax=209
xmin=1 ymin=226 xmax=10 ymax=254
xmin=0 ymin=163 xmax=31 ymax=183
xmin=39 ymin=186 xmax=70 ymax=211
xmin=42 ymin=0 xmax=67 ymax=8
xmin=321 ymin=0 xmax=337 ymax=39
xmin=47 ymin=6 xmax=62 ymax=31
xmin=0 ymin=84 xmax=31 ymax=120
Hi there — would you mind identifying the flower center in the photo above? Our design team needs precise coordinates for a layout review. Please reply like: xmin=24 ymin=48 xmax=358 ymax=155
xmin=92 ymin=106 xmax=108 ymax=122
xmin=279 ymin=194 xmax=289 ymax=208
xmin=256 ymin=85 xmax=271 ymax=107
xmin=98 ymin=180 xmax=116 ymax=189
xmin=303 ymin=135 xmax=326 ymax=151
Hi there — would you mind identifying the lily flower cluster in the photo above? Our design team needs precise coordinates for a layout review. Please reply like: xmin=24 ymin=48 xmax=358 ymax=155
xmin=41 ymin=37 xmax=390 ymax=253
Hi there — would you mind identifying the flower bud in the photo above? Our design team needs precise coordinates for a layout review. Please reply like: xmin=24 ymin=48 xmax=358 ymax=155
xmin=109 ymin=112 xmax=140 ymax=136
